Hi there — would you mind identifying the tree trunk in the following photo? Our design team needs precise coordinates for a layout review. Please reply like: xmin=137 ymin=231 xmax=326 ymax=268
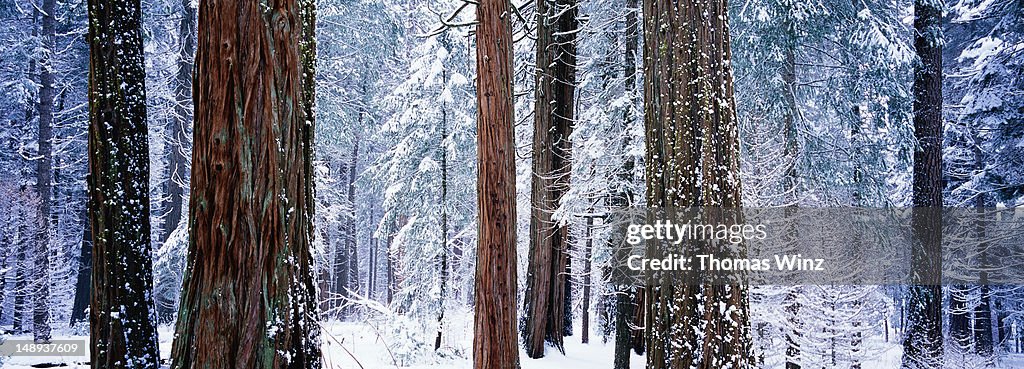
xmin=973 ymin=138 xmax=994 ymax=360
xmin=642 ymin=0 xmax=749 ymax=368
xmin=613 ymin=1 xmax=639 ymax=365
xmin=333 ymin=164 xmax=349 ymax=319
xmin=33 ymin=0 xmax=57 ymax=343
xmin=168 ymin=0 xmax=322 ymax=366
xmin=581 ymin=215 xmax=592 ymax=344
xmin=162 ymin=0 xmax=196 ymax=245
xmin=13 ymin=221 xmax=27 ymax=334
xmin=473 ymin=0 xmax=519 ymax=368
xmin=70 ymin=197 xmax=92 ymax=327
xmin=346 ymin=134 xmax=359 ymax=314
xmin=903 ymin=0 xmax=943 ymax=367
xmin=949 ymin=285 xmax=970 ymax=348
xmin=521 ymin=0 xmax=578 ymax=358
xmin=86 ymin=0 xmax=161 ymax=365
xmin=367 ymin=203 xmax=377 ymax=300
xmin=436 ymin=86 xmax=450 ymax=351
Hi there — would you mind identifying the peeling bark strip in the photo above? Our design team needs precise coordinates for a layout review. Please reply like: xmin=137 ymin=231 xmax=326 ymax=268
xmin=642 ymin=0 xmax=750 ymax=368
xmin=472 ymin=0 xmax=519 ymax=368
xmin=86 ymin=0 xmax=160 ymax=366
xmin=522 ymin=0 xmax=578 ymax=359
xmin=169 ymin=0 xmax=321 ymax=367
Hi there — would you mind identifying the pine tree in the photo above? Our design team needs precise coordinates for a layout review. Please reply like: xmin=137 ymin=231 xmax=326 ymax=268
xmin=168 ymin=0 xmax=322 ymax=366
xmin=31 ymin=0 xmax=58 ymax=343
xmin=642 ymin=0 xmax=750 ymax=368
xmin=473 ymin=0 xmax=520 ymax=368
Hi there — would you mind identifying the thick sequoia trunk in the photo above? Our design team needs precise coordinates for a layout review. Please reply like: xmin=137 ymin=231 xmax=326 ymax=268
xmin=472 ymin=0 xmax=519 ymax=368
xmin=642 ymin=0 xmax=750 ymax=368
xmin=33 ymin=0 xmax=57 ymax=343
xmin=86 ymin=0 xmax=161 ymax=366
xmin=522 ymin=0 xmax=578 ymax=358
xmin=903 ymin=0 xmax=943 ymax=367
xmin=168 ymin=0 xmax=321 ymax=367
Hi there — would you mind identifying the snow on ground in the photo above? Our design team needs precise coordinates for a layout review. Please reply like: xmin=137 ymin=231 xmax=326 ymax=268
xmin=1 ymin=323 xmax=1020 ymax=368
xmin=1 ymin=321 xmax=644 ymax=369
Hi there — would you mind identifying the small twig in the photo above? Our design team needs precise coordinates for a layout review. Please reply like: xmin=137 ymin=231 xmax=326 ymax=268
xmin=306 ymin=312 xmax=365 ymax=369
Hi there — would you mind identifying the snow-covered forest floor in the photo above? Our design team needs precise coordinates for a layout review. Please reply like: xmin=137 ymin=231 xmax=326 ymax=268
xmin=8 ymin=323 xmax=1024 ymax=369
xmin=9 ymin=315 xmax=1023 ymax=369
xmin=2 ymin=318 xmax=648 ymax=369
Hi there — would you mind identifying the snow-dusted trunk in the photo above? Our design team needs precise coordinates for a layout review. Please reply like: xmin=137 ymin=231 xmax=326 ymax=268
xmin=32 ymin=0 xmax=56 ymax=343
xmin=613 ymin=1 xmax=640 ymax=366
xmin=642 ymin=0 xmax=750 ymax=368
xmin=581 ymin=215 xmax=592 ymax=344
xmin=472 ymin=0 xmax=519 ymax=368
xmin=346 ymin=134 xmax=359 ymax=313
xmin=903 ymin=0 xmax=943 ymax=367
xmin=12 ymin=221 xmax=27 ymax=333
xmin=436 ymin=83 xmax=450 ymax=351
xmin=168 ymin=0 xmax=321 ymax=366
xmin=522 ymin=0 xmax=578 ymax=358
xmin=162 ymin=0 xmax=196 ymax=246
xmin=86 ymin=0 xmax=160 ymax=365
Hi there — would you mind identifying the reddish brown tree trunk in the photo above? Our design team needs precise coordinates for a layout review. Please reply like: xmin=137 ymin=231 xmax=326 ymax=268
xmin=522 ymin=0 xmax=578 ymax=358
xmin=168 ymin=0 xmax=321 ymax=367
xmin=473 ymin=0 xmax=519 ymax=368
xmin=642 ymin=0 xmax=750 ymax=368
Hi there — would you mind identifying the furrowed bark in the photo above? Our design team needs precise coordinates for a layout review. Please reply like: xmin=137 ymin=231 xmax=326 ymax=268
xmin=642 ymin=0 xmax=751 ymax=368
xmin=473 ymin=0 xmax=520 ymax=368
xmin=522 ymin=0 xmax=578 ymax=358
xmin=168 ymin=0 xmax=322 ymax=367
xmin=903 ymin=0 xmax=943 ymax=367
xmin=87 ymin=0 xmax=161 ymax=365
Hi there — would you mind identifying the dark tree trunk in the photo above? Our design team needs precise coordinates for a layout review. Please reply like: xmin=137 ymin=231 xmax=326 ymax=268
xmin=367 ymin=204 xmax=377 ymax=300
xmin=473 ymin=0 xmax=519 ymax=368
xmin=781 ymin=22 xmax=802 ymax=369
xmin=386 ymin=229 xmax=395 ymax=304
xmin=522 ymin=0 xmax=578 ymax=358
xmin=337 ymin=159 xmax=354 ymax=317
xmin=950 ymin=285 xmax=970 ymax=348
xmin=436 ymin=84 xmax=450 ymax=351
xmin=613 ymin=288 xmax=634 ymax=369
xmin=642 ymin=0 xmax=750 ymax=368
xmin=903 ymin=0 xmax=943 ymax=367
xmin=162 ymin=0 xmax=196 ymax=245
xmin=581 ymin=215 xmax=592 ymax=344
xmin=168 ymin=0 xmax=322 ymax=366
xmin=70 ymin=198 xmax=92 ymax=327
xmin=86 ymin=0 xmax=160 ymax=365
xmin=13 ymin=222 xmax=27 ymax=334
xmin=346 ymin=135 xmax=359 ymax=313
xmin=33 ymin=0 xmax=57 ymax=343
xmin=973 ymin=141 xmax=994 ymax=359
xmin=613 ymin=1 xmax=639 ymax=366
